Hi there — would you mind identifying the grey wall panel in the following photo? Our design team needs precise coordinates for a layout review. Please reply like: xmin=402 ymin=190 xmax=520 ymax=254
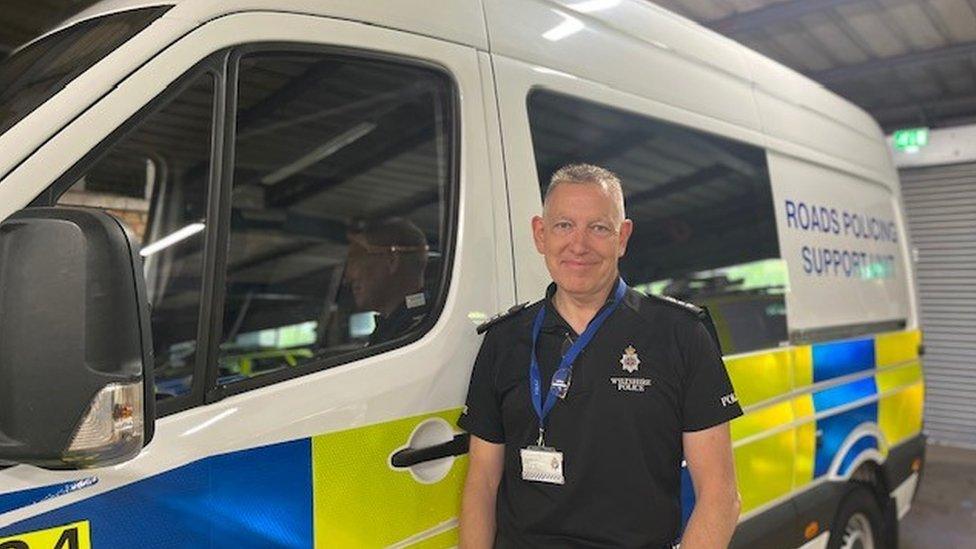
xmin=900 ymin=161 xmax=976 ymax=448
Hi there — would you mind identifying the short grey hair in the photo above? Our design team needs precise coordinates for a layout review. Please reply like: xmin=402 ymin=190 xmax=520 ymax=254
xmin=543 ymin=163 xmax=626 ymax=223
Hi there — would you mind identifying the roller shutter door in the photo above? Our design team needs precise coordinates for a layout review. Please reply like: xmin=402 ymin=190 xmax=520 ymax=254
xmin=900 ymin=162 xmax=976 ymax=448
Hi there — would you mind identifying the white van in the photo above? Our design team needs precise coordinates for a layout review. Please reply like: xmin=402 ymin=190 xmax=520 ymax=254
xmin=0 ymin=1 xmax=925 ymax=548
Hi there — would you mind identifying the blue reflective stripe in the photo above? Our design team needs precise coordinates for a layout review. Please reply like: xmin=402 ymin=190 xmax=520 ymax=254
xmin=0 ymin=478 xmax=97 ymax=515
xmin=0 ymin=439 xmax=312 ymax=548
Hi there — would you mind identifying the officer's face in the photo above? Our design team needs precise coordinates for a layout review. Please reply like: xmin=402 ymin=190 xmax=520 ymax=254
xmin=344 ymin=242 xmax=394 ymax=311
xmin=532 ymin=183 xmax=633 ymax=301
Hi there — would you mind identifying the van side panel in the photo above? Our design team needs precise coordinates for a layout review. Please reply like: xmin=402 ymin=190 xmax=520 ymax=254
xmin=483 ymin=0 xmax=762 ymax=132
xmin=728 ymin=329 xmax=924 ymax=545
xmin=0 ymin=410 xmax=470 ymax=547
xmin=0 ymin=438 xmax=314 ymax=547
xmin=483 ymin=0 xmax=893 ymax=186
xmin=875 ymin=332 xmax=925 ymax=447
xmin=743 ymin=48 xmax=892 ymax=183
xmin=766 ymin=153 xmax=911 ymax=334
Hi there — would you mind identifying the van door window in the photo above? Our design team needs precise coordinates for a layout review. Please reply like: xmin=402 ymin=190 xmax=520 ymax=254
xmin=526 ymin=90 xmax=786 ymax=354
xmin=56 ymin=73 xmax=216 ymax=399
xmin=214 ymin=50 xmax=454 ymax=389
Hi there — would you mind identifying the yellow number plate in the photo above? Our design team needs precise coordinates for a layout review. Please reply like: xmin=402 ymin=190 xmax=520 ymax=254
xmin=0 ymin=521 xmax=90 ymax=549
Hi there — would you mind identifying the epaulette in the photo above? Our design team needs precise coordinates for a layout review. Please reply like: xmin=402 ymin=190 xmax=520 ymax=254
xmin=647 ymin=293 xmax=703 ymax=317
xmin=647 ymin=293 xmax=723 ymax=354
xmin=476 ymin=302 xmax=530 ymax=335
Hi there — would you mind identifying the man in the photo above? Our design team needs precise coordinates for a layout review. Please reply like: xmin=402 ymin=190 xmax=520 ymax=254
xmin=343 ymin=217 xmax=430 ymax=345
xmin=458 ymin=164 xmax=742 ymax=548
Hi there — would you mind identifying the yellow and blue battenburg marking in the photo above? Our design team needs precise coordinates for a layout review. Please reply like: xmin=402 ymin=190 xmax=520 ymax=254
xmin=0 ymin=410 xmax=466 ymax=548
xmin=1 ymin=332 xmax=923 ymax=547
xmin=682 ymin=329 xmax=923 ymax=524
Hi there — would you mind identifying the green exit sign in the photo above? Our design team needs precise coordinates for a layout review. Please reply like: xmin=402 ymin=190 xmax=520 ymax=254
xmin=893 ymin=128 xmax=929 ymax=152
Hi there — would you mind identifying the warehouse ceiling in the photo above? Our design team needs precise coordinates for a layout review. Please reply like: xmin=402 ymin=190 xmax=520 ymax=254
xmin=1 ymin=0 xmax=975 ymax=132
xmin=649 ymin=0 xmax=976 ymax=132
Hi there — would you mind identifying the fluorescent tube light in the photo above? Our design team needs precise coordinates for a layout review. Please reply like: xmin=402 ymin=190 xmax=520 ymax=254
xmin=140 ymin=222 xmax=205 ymax=257
xmin=260 ymin=122 xmax=377 ymax=186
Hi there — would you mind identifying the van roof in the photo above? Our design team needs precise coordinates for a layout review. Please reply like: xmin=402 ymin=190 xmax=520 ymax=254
xmin=484 ymin=0 xmax=891 ymax=185
xmin=39 ymin=0 xmax=489 ymax=50
xmin=37 ymin=0 xmax=893 ymax=185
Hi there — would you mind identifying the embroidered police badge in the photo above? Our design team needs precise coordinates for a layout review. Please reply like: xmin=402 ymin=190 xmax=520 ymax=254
xmin=620 ymin=345 xmax=640 ymax=373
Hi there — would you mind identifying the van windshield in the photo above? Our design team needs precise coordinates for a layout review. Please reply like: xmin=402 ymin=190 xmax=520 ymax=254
xmin=0 ymin=6 xmax=170 ymax=137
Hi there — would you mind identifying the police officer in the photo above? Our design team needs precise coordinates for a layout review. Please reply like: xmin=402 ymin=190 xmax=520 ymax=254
xmin=344 ymin=217 xmax=430 ymax=346
xmin=458 ymin=164 xmax=743 ymax=548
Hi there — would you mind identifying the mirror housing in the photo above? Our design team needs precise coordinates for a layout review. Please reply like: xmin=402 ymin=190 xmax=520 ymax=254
xmin=0 ymin=207 xmax=154 ymax=468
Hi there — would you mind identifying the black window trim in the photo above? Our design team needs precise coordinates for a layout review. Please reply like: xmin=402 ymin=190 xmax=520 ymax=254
xmin=790 ymin=319 xmax=907 ymax=346
xmin=32 ymin=54 xmax=228 ymax=418
xmin=203 ymin=42 xmax=462 ymax=403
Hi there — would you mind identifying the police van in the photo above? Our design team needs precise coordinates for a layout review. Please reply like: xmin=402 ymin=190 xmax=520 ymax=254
xmin=0 ymin=1 xmax=925 ymax=547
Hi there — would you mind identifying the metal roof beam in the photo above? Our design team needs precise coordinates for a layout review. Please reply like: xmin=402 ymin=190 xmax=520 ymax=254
xmin=707 ymin=0 xmax=864 ymax=34
xmin=873 ymin=93 xmax=976 ymax=130
xmin=811 ymin=41 xmax=976 ymax=83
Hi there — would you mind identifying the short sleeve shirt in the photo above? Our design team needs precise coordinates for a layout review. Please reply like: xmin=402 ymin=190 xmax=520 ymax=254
xmin=458 ymin=285 xmax=743 ymax=548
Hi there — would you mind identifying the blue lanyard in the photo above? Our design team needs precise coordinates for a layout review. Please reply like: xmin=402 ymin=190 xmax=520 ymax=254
xmin=529 ymin=278 xmax=627 ymax=444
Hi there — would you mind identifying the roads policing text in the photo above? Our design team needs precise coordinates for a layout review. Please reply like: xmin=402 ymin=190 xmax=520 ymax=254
xmin=783 ymin=199 xmax=898 ymax=279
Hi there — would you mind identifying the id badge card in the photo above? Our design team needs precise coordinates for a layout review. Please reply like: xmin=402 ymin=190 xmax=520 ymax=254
xmin=520 ymin=445 xmax=565 ymax=485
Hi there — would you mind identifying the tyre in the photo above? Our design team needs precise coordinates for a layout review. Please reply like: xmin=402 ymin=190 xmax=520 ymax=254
xmin=826 ymin=485 xmax=886 ymax=549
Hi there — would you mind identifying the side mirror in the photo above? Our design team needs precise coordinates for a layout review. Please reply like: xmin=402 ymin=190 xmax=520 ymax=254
xmin=0 ymin=207 xmax=154 ymax=469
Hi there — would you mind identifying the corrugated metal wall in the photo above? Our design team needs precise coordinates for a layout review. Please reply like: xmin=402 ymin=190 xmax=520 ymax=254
xmin=900 ymin=162 xmax=976 ymax=448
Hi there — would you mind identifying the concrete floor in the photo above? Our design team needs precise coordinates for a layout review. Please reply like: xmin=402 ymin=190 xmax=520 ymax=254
xmin=900 ymin=443 xmax=976 ymax=548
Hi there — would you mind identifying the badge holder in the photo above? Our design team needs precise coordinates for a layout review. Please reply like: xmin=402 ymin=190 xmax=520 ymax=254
xmin=521 ymin=429 xmax=565 ymax=485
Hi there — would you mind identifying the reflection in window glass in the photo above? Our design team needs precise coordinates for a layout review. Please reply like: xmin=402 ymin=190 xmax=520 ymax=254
xmin=641 ymin=258 xmax=788 ymax=296
xmin=0 ymin=8 xmax=168 ymax=136
xmin=56 ymin=74 xmax=215 ymax=398
xmin=527 ymin=91 xmax=786 ymax=354
xmin=217 ymin=50 xmax=454 ymax=384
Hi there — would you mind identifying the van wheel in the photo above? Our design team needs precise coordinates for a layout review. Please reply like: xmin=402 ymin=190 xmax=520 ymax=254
xmin=827 ymin=486 xmax=884 ymax=549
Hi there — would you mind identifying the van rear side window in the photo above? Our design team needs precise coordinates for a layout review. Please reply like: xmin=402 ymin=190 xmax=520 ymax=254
xmin=527 ymin=90 xmax=786 ymax=354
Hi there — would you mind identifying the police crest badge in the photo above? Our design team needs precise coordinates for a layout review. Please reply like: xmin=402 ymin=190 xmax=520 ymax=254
xmin=620 ymin=345 xmax=640 ymax=373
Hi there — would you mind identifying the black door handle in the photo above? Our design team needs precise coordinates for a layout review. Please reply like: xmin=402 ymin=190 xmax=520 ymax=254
xmin=390 ymin=433 xmax=469 ymax=468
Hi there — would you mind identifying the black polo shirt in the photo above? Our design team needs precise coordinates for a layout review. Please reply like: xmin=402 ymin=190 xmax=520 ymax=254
xmin=458 ymin=284 xmax=743 ymax=548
